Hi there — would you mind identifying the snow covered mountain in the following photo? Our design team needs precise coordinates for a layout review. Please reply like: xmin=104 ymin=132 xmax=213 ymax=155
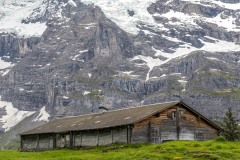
xmin=0 ymin=0 xmax=240 ymax=148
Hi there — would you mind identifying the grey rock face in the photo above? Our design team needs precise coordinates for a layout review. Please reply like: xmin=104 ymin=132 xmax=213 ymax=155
xmin=0 ymin=33 xmax=40 ymax=59
xmin=220 ymin=0 xmax=240 ymax=3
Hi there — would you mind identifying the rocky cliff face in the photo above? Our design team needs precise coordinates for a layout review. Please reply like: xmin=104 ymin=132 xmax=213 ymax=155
xmin=0 ymin=0 xmax=240 ymax=148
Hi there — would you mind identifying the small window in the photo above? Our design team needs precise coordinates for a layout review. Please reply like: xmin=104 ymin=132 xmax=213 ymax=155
xmin=155 ymin=112 xmax=160 ymax=118
xmin=172 ymin=111 xmax=176 ymax=119
xmin=195 ymin=132 xmax=204 ymax=140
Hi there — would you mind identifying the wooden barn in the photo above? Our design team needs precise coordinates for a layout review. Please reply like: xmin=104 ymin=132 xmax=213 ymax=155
xmin=20 ymin=101 xmax=221 ymax=151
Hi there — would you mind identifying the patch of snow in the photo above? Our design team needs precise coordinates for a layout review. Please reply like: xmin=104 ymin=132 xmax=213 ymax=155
xmin=122 ymin=71 xmax=133 ymax=75
xmin=152 ymin=37 xmax=240 ymax=67
xmin=63 ymin=96 xmax=69 ymax=99
xmin=81 ymin=0 xmax=164 ymax=35
xmin=160 ymin=10 xmax=198 ymax=27
xmin=79 ymin=50 xmax=89 ymax=53
xmin=0 ymin=96 xmax=35 ymax=131
xmin=160 ymin=74 xmax=167 ymax=78
xmin=181 ymin=0 xmax=240 ymax=10
xmin=171 ymin=73 xmax=182 ymax=76
xmin=178 ymin=80 xmax=188 ymax=91
xmin=0 ymin=58 xmax=12 ymax=69
xmin=200 ymin=38 xmax=240 ymax=52
xmin=88 ymin=73 xmax=92 ymax=78
xmin=130 ymin=55 xmax=163 ymax=81
xmin=0 ymin=0 xmax=47 ymax=37
xmin=33 ymin=106 xmax=50 ymax=122
xmin=204 ymin=13 xmax=239 ymax=32
xmin=205 ymin=57 xmax=221 ymax=61
xmin=149 ymin=76 xmax=158 ymax=79
xmin=0 ymin=69 xmax=11 ymax=76
xmin=68 ymin=0 xmax=77 ymax=7
xmin=83 ymin=91 xmax=91 ymax=95
xmin=18 ymin=88 xmax=25 ymax=91
xmin=210 ymin=69 xmax=221 ymax=72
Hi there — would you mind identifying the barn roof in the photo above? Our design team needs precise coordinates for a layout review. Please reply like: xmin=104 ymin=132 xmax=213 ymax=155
xmin=21 ymin=101 xmax=221 ymax=135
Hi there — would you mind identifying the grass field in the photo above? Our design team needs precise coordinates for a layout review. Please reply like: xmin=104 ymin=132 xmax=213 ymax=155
xmin=0 ymin=140 xmax=240 ymax=160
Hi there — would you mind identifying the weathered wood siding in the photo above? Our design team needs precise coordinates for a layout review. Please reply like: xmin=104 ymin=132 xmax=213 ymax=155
xmin=39 ymin=134 xmax=54 ymax=149
xmin=56 ymin=133 xmax=70 ymax=148
xmin=81 ymin=131 xmax=98 ymax=146
xmin=178 ymin=106 xmax=218 ymax=140
xmin=98 ymin=129 xmax=112 ymax=146
xmin=112 ymin=127 xmax=128 ymax=143
xmin=21 ymin=126 xmax=129 ymax=150
xmin=21 ymin=134 xmax=54 ymax=150
xmin=73 ymin=126 xmax=128 ymax=147
xmin=22 ymin=135 xmax=38 ymax=149
xmin=132 ymin=104 xmax=218 ymax=143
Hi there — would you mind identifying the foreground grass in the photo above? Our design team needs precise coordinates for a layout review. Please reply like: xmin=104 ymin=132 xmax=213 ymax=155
xmin=0 ymin=140 xmax=240 ymax=160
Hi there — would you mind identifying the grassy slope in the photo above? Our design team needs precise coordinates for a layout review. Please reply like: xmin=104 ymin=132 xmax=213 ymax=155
xmin=0 ymin=141 xmax=240 ymax=160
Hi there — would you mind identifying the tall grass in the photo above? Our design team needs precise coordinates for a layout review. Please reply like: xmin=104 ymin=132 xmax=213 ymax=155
xmin=0 ymin=140 xmax=240 ymax=160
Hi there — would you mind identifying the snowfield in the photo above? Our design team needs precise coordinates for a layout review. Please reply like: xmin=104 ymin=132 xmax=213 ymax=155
xmin=0 ymin=96 xmax=35 ymax=131
xmin=81 ymin=0 xmax=162 ymax=35
xmin=0 ymin=0 xmax=47 ymax=37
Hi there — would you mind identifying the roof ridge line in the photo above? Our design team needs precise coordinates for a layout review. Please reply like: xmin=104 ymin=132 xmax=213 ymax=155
xmin=106 ymin=101 xmax=180 ymax=113
xmin=55 ymin=101 xmax=180 ymax=120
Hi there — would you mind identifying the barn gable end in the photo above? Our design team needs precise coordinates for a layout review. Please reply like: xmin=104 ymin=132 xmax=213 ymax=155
xmin=131 ymin=103 xmax=219 ymax=143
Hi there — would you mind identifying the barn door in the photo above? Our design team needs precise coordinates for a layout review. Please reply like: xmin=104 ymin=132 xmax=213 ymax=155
xmin=150 ymin=123 xmax=160 ymax=143
xmin=57 ymin=133 xmax=70 ymax=148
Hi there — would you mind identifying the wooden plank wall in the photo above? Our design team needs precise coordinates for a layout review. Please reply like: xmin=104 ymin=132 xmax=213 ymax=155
xmin=132 ymin=104 xmax=219 ymax=143
xmin=73 ymin=126 xmax=128 ymax=147
xmin=21 ymin=133 xmax=54 ymax=151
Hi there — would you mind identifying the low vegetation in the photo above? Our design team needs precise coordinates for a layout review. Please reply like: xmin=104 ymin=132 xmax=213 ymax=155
xmin=0 ymin=140 xmax=240 ymax=160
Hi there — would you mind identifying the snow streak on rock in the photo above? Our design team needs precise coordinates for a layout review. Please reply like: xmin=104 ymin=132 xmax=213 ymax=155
xmin=0 ymin=58 xmax=12 ymax=70
xmin=0 ymin=96 xmax=35 ymax=131
xmin=33 ymin=106 xmax=50 ymax=122
xmin=33 ymin=106 xmax=50 ymax=121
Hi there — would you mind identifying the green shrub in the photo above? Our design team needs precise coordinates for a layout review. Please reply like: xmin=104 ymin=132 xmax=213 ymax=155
xmin=214 ymin=136 xmax=226 ymax=142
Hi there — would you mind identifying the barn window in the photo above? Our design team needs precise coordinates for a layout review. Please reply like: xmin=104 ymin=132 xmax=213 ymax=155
xmin=155 ymin=112 xmax=160 ymax=118
xmin=172 ymin=111 xmax=176 ymax=119
xmin=195 ymin=132 xmax=204 ymax=140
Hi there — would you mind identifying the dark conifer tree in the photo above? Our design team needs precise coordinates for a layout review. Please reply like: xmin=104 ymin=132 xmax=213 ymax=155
xmin=221 ymin=108 xmax=240 ymax=141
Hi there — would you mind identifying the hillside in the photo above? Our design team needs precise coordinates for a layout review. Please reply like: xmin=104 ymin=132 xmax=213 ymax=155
xmin=0 ymin=140 xmax=240 ymax=160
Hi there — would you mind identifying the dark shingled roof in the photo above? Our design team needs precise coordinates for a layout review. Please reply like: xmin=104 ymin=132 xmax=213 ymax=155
xmin=21 ymin=101 xmax=221 ymax=135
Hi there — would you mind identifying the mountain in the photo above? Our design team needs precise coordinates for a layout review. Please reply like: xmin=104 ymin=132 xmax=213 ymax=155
xmin=0 ymin=0 xmax=240 ymax=148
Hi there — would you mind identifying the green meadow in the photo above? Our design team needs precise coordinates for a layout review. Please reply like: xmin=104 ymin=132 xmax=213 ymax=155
xmin=0 ymin=140 xmax=240 ymax=160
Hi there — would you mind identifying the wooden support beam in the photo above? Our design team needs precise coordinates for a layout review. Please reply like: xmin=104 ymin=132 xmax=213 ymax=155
xmin=111 ymin=129 xmax=113 ymax=144
xmin=70 ymin=132 xmax=73 ymax=148
xmin=176 ymin=106 xmax=180 ymax=140
xmin=97 ymin=130 xmax=99 ymax=146
xmin=53 ymin=133 xmax=56 ymax=149
xmin=80 ymin=133 xmax=82 ymax=147
xmin=148 ymin=121 xmax=152 ymax=143
xmin=20 ymin=136 xmax=23 ymax=150
xmin=37 ymin=134 xmax=40 ymax=149
xmin=127 ymin=125 xmax=129 ymax=144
